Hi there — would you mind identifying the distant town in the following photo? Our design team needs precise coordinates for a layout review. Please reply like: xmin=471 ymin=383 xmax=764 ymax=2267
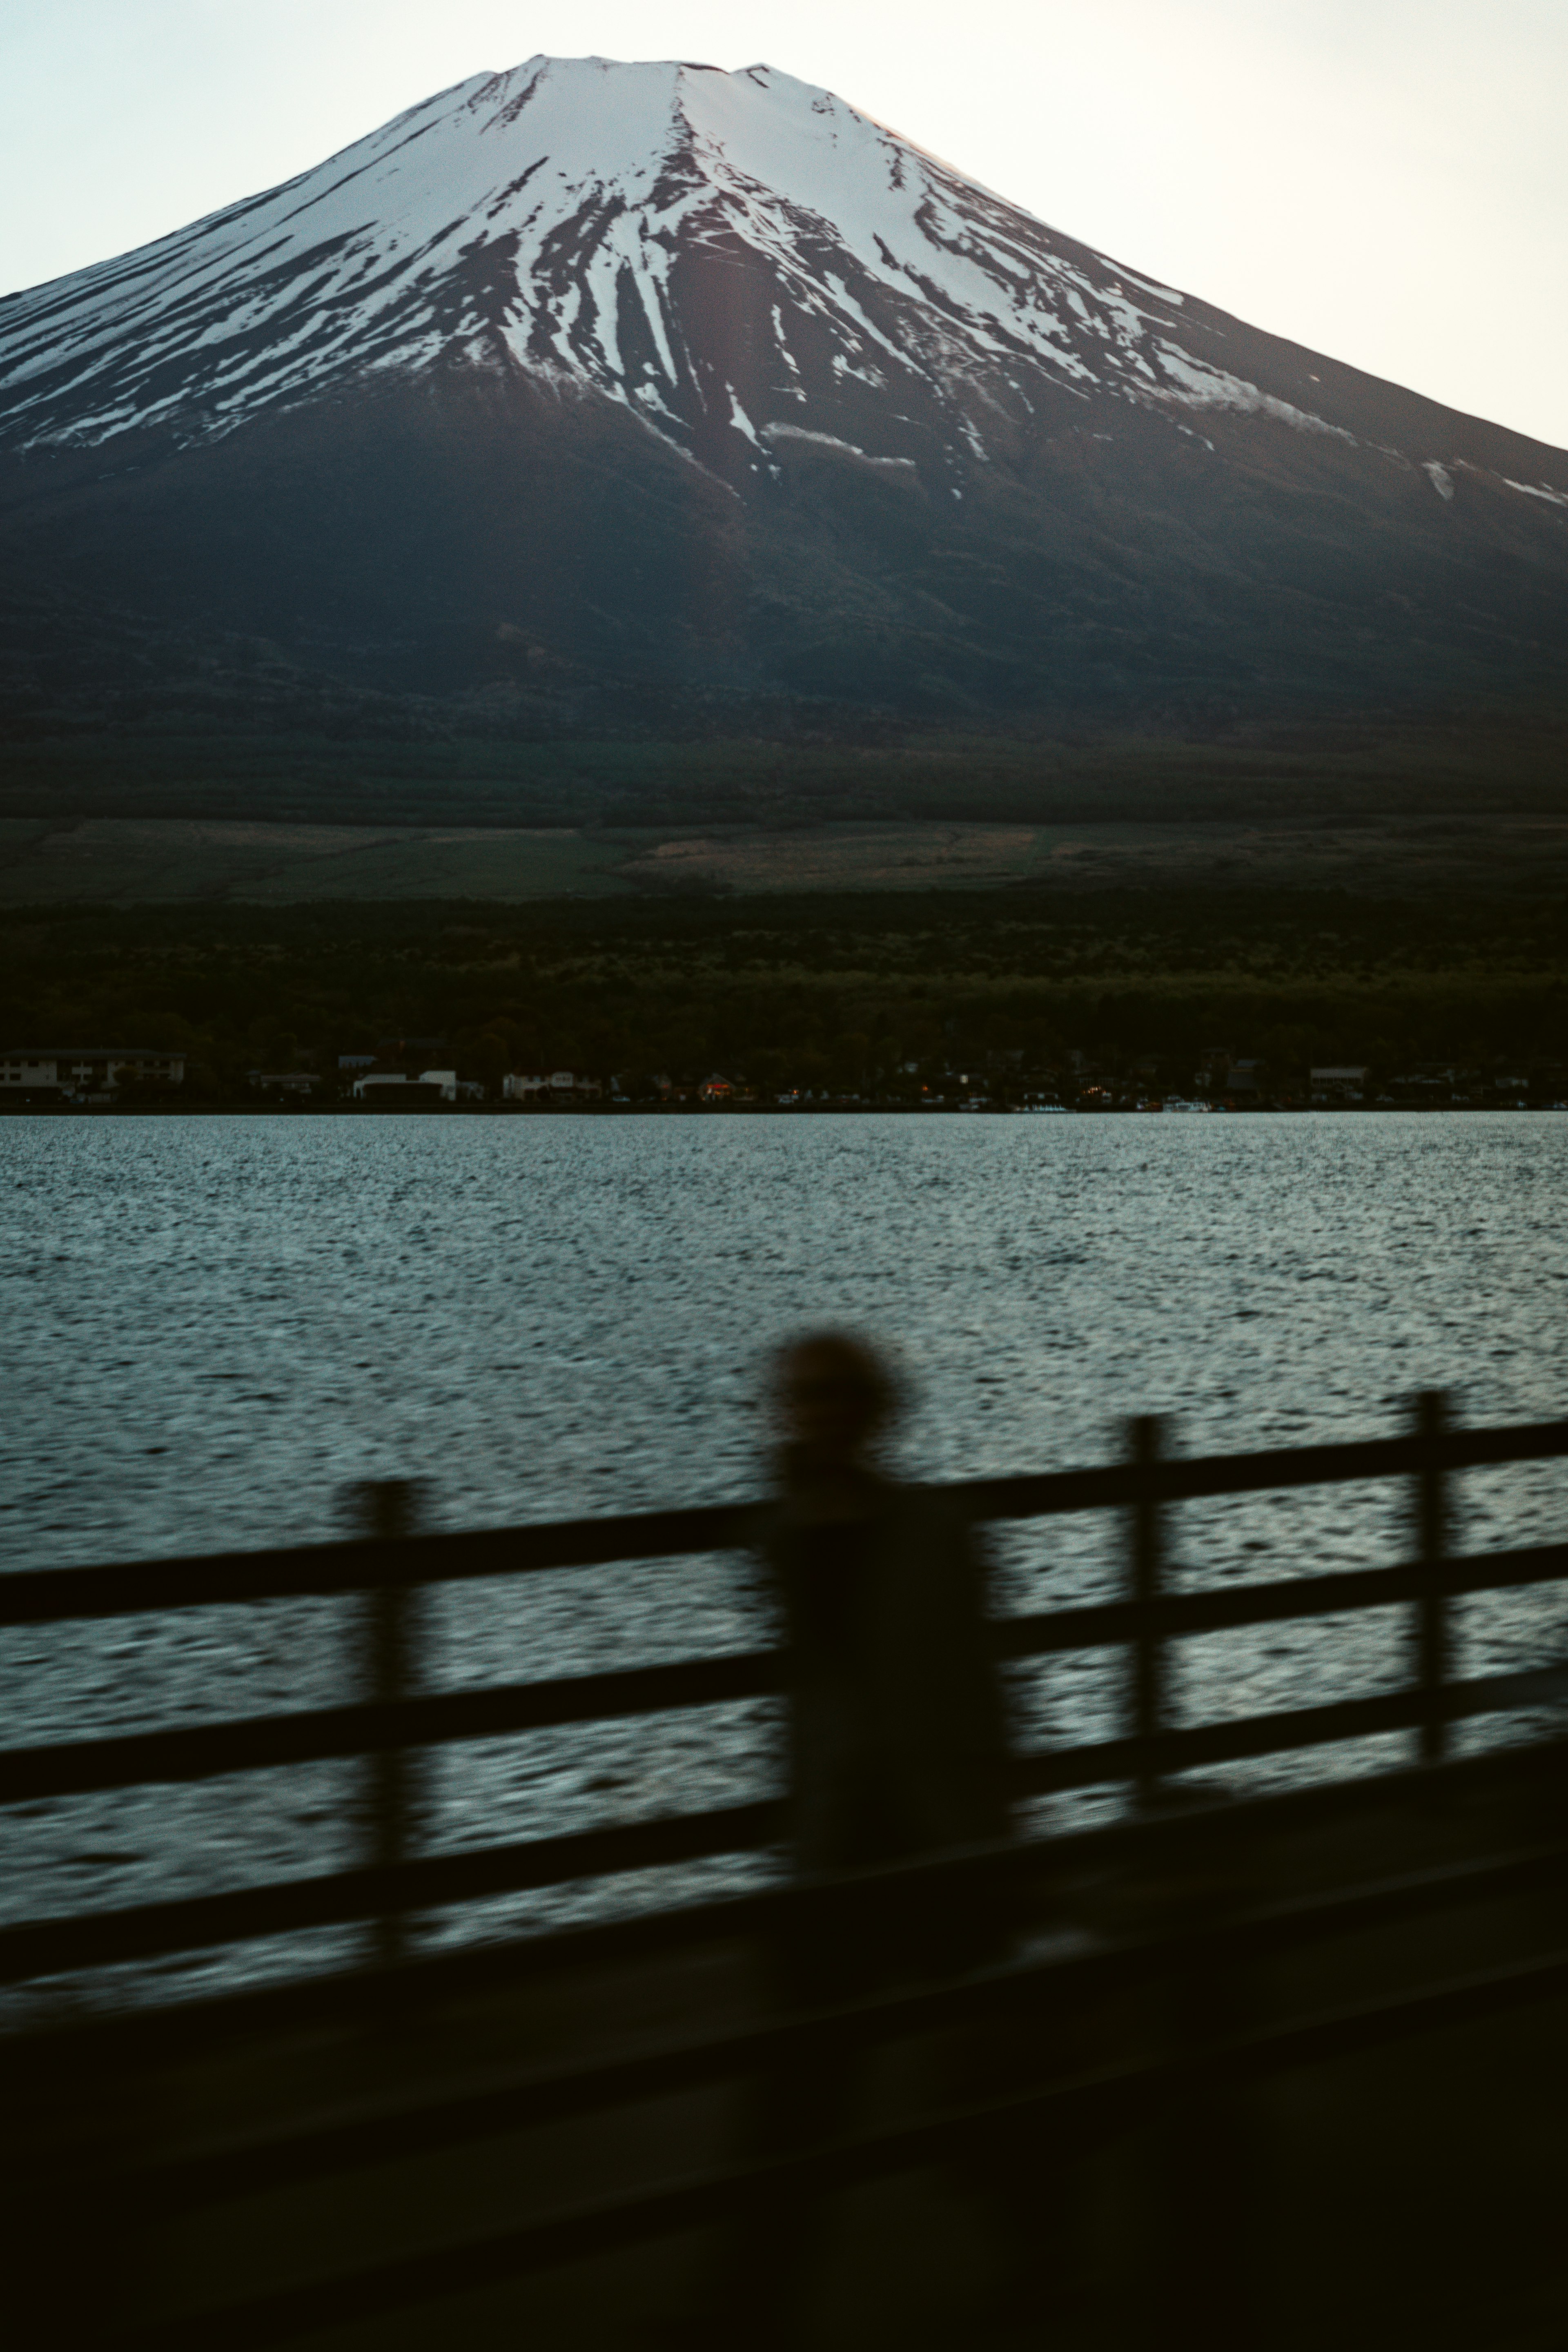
xmin=3 ymin=1043 xmax=1564 ymax=1114
xmin=5 ymin=889 xmax=1564 ymax=1125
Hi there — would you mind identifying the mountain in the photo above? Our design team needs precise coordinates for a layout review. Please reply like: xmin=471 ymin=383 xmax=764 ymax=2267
xmin=1 ymin=54 xmax=1566 ymax=803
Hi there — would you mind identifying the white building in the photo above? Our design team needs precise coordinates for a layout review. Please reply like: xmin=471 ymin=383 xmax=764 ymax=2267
xmin=0 ymin=1049 xmax=185 ymax=1095
xmin=1310 ymin=1066 xmax=1370 ymax=1102
xmin=503 ymin=1070 xmax=603 ymax=1102
xmin=352 ymin=1069 xmax=458 ymax=1102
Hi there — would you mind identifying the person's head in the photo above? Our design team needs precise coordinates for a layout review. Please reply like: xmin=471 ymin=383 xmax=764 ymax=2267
xmin=773 ymin=1331 xmax=898 ymax=1468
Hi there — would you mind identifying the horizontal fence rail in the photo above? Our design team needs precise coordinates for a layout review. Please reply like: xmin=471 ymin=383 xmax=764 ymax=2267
xmin=7 ymin=1414 xmax=1568 ymax=1628
xmin=6 ymin=1399 xmax=1568 ymax=2001
xmin=3 ymin=1643 xmax=1568 ymax=1816
xmin=6 ymin=1727 xmax=1551 ymax=2079
xmin=9 ymin=1664 xmax=1568 ymax=1991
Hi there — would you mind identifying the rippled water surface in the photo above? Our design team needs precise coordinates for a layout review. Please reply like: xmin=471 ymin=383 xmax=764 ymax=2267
xmin=5 ymin=1112 xmax=1568 ymax=2005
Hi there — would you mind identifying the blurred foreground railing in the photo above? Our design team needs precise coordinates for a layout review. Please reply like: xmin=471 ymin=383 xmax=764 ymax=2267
xmin=8 ymin=1393 xmax=1568 ymax=2346
xmin=4 ymin=1394 xmax=1568 ymax=1993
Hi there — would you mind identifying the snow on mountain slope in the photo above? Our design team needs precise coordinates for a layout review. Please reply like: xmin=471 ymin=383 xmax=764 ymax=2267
xmin=2 ymin=54 xmax=1566 ymax=741
xmin=0 ymin=54 xmax=1381 ymax=474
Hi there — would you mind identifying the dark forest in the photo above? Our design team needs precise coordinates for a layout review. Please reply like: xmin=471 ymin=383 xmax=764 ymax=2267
xmin=5 ymin=888 xmax=1566 ymax=1103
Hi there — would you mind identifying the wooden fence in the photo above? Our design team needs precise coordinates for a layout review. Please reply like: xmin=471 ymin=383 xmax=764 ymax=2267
xmin=7 ymin=1392 xmax=1568 ymax=2346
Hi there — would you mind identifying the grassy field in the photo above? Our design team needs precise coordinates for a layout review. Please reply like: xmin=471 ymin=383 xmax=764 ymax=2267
xmin=4 ymin=713 xmax=1566 ymax=835
xmin=0 ymin=818 xmax=630 ymax=904
xmin=7 ymin=811 xmax=1568 ymax=905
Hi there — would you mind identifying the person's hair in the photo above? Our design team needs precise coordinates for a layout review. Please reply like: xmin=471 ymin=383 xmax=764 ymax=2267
xmin=772 ymin=1330 xmax=901 ymax=1430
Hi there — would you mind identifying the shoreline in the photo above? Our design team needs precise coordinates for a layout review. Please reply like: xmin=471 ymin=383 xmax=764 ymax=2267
xmin=3 ymin=1101 xmax=1564 ymax=1121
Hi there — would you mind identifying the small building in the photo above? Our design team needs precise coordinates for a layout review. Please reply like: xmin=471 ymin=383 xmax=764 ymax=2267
xmin=247 ymin=1071 xmax=319 ymax=1096
xmin=1310 ymin=1066 xmax=1369 ymax=1102
xmin=503 ymin=1071 xmax=603 ymax=1102
xmin=352 ymin=1069 xmax=457 ymax=1103
xmin=698 ymin=1077 xmax=733 ymax=1103
xmin=0 ymin=1049 xmax=186 ymax=1096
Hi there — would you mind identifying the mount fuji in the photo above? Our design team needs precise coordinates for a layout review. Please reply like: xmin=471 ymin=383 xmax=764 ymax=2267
xmin=2 ymin=55 xmax=1566 ymax=780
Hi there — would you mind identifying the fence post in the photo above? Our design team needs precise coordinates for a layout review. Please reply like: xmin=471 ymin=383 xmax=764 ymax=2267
xmin=1128 ymin=1414 xmax=1167 ymax=1810
xmin=1413 ymin=1390 xmax=1451 ymax=1771
xmin=352 ymin=1478 xmax=423 ymax=1969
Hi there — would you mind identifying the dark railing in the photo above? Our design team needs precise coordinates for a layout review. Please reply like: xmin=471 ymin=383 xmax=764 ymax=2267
xmin=9 ymin=1392 xmax=1568 ymax=2346
xmin=5 ymin=1394 xmax=1568 ymax=1993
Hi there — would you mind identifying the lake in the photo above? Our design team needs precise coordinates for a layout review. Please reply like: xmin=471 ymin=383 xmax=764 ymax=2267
xmin=5 ymin=1111 xmax=1568 ymax=2007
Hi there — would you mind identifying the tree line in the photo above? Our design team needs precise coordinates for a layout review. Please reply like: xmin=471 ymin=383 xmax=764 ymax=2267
xmin=4 ymin=890 xmax=1566 ymax=1103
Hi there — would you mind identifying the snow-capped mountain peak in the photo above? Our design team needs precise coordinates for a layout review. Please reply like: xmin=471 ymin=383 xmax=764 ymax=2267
xmin=2 ymin=54 xmax=1565 ymax=739
xmin=0 ymin=54 xmax=1311 ymax=477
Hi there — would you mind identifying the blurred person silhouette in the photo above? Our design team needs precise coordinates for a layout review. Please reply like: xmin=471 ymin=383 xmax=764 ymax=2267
xmin=688 ymin=1332 xmax=1041 ymax=2348
xmin=767 ymin=1330 xmax=1010 ymax=1935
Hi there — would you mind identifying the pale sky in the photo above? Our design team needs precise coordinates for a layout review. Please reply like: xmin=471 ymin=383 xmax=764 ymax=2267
xmin=2 ymin=0 xmax=1564 ymax=451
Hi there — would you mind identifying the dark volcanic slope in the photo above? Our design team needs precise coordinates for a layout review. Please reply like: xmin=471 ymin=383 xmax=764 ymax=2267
xmin=2 ymin=54 xmax=1566 ymax=757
